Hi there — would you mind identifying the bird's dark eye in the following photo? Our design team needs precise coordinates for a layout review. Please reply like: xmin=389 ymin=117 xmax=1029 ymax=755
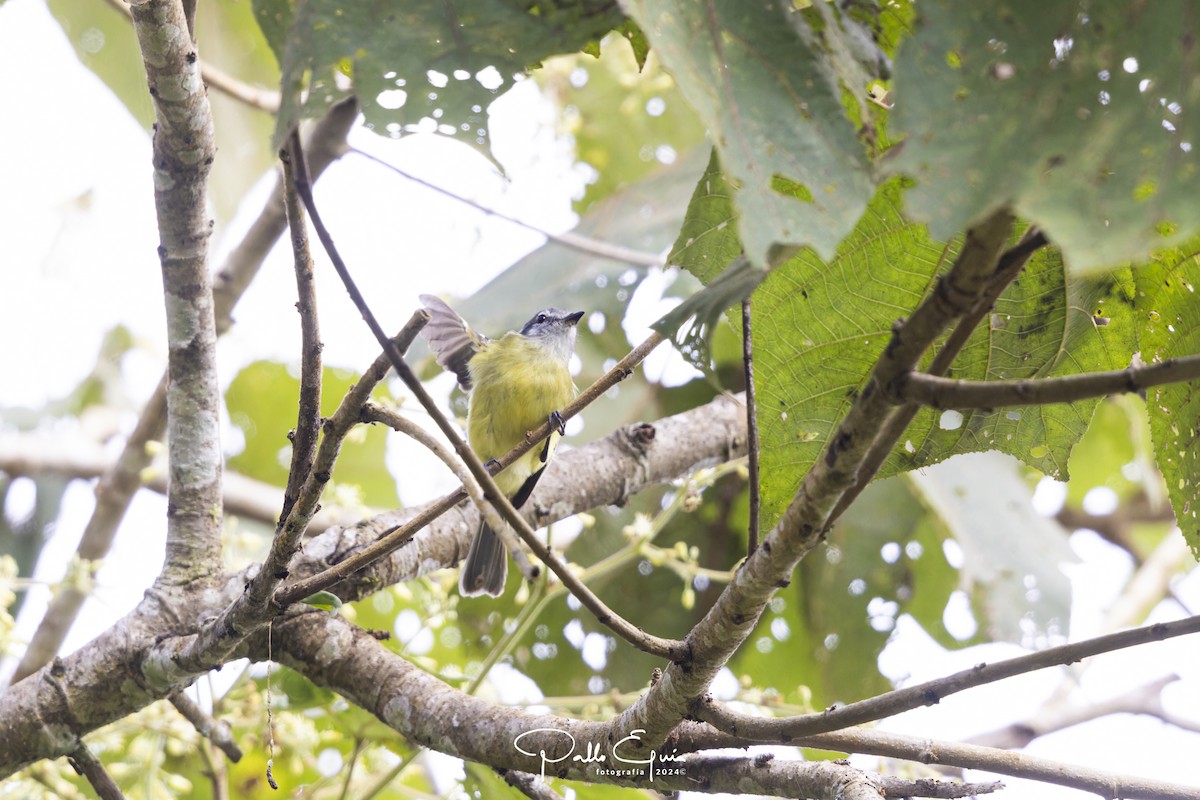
xmin=536 ymin=313 xmax=547 ymax=324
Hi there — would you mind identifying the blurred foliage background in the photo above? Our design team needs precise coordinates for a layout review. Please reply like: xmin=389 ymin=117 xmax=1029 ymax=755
xmin=2 ymin=1 xmax=1198 ymax=798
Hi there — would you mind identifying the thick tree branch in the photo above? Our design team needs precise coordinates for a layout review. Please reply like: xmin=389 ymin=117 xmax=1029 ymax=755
xmin=675 ymin=755 xmax=1001 ymax=799
xmin=0 ymin=395 xmax=744 ymax=778
xmin=668 ymin=720 xmax=1200 ymax=800
xmin=267 ymin=611 xmax=997 ymax=799
xmin=897 ymin=354 xmax=1200 ymax=409
xmin=129 ymin=0 xmax=223 ymax=582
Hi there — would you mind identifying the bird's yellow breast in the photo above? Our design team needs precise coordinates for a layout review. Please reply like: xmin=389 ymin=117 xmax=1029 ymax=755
xmin=467 ymin=333 xmax=576 ymax=495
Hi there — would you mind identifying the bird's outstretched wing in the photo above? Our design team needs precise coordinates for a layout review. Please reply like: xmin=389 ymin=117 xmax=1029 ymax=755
xmin=419 ymin=294 xmax=489 ymax=390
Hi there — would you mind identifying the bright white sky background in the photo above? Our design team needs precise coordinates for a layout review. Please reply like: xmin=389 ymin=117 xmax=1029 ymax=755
xmin=0 ymin=0 xmax=1198 ymax=797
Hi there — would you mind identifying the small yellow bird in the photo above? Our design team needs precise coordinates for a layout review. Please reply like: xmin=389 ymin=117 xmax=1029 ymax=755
xmin=419 ymin=295 xmax=584 ymax=596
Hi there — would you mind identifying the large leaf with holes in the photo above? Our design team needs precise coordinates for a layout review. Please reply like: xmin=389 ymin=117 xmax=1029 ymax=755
xmin=889 ymin=1 xmax=1200 ymax=273
xmin=621 ymin=0 xmax=879 ymax=268
xmin=753 ymin=180 xmax=1132 ymax=528
xmin=1133 ymin=245 xmax=1200 ymax=556
xmin=255 ymin=0 xmax=625 ymax=153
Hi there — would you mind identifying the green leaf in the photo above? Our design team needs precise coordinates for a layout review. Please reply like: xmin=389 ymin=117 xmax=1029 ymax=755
xmin=1065 ymin=395 xmax=1150 ymax=509
xmin=668 ymin=149 xmax=742 ymax=286
xmin=225 ymin=361 xmax=398 ymax=508
xmin=651 ymin=255 xmax=763 ymax=371
xmin=621 ymin=0 xmax=876 ymax=267
xmin=256 ymin=0 xmax=626 ymax=155
xmin=654 ymin=149 xmax=761 ymax=368
xmin=754 ymin=181 xmax=1132 ymax=528
xmin=300 ymin=590 xmax=343 ymax=611
xmin=1133 ymin=245 xmax=1200 ymax=556
xmin=616 ymin=20 xmax=650 ymax=71
xmin=908 ymin=452 xmax=1075 ymax=644
xmin=890 ymin=1 xmax=1200 ymax=273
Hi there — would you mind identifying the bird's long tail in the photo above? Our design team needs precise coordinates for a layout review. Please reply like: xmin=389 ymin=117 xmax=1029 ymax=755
xmin=459 ymin=519 xmax=508 ymax=597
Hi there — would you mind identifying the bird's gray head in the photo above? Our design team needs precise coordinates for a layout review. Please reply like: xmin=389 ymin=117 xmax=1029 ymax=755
xmin=519 ymin=307 xmax=585 ymax=361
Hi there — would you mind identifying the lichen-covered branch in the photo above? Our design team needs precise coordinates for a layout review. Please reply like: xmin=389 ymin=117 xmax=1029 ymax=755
xmin=268 ymin=612 xmax=1003 ymax=799
xmin=129 ymin=0 xmax=223 ymax=583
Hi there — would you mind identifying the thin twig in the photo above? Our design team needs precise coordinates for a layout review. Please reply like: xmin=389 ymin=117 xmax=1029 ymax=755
xmin=196 ymin=60 xmax=282 ymax=112
xmin=168 ymin=690 xmax=244 ymax=762
xmin=337 ymin=738 xmax=365 ymax=800
xmin=250 ymin=391 xmax=743 ymax=606
xmin=279 ymin=143 xmax=323 ymax=524
xmin=898 ymin=354 xmax=1200 ymax=408
xmin=350 ymin=147 xmax=663 ymax=267
xmin=0 ymin=434 xmax=367 ymax=535
xmin=965 ymin=674 xmax=1182 ymax=749
xmin=676 ymin=755 xmax=1001 ymax=800
xmin=9 ymin=376 xmax=166 ymax=684
xmin=504 ymin=770 xmax=565 ymax=800
xmin=67 ymin=744 xmax=125 ymax=800
xmin=794 ymin=727 xmax=1200 ymax=800
xmin=693 ymin=612 xmax=1200 ymax=740
xmin=361 ymin=403 xmax=539 ymax=583
xmin=361 ymin=403 xmax=468 ymax=486
xmin=741 ymin=297 xmax=760 ymax=554
xmin=289 ymin=131 xmax=684 ymax=662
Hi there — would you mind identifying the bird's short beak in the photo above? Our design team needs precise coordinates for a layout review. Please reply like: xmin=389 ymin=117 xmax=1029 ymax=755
xmin=566 ymin=311 xmax=585 ymax=325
